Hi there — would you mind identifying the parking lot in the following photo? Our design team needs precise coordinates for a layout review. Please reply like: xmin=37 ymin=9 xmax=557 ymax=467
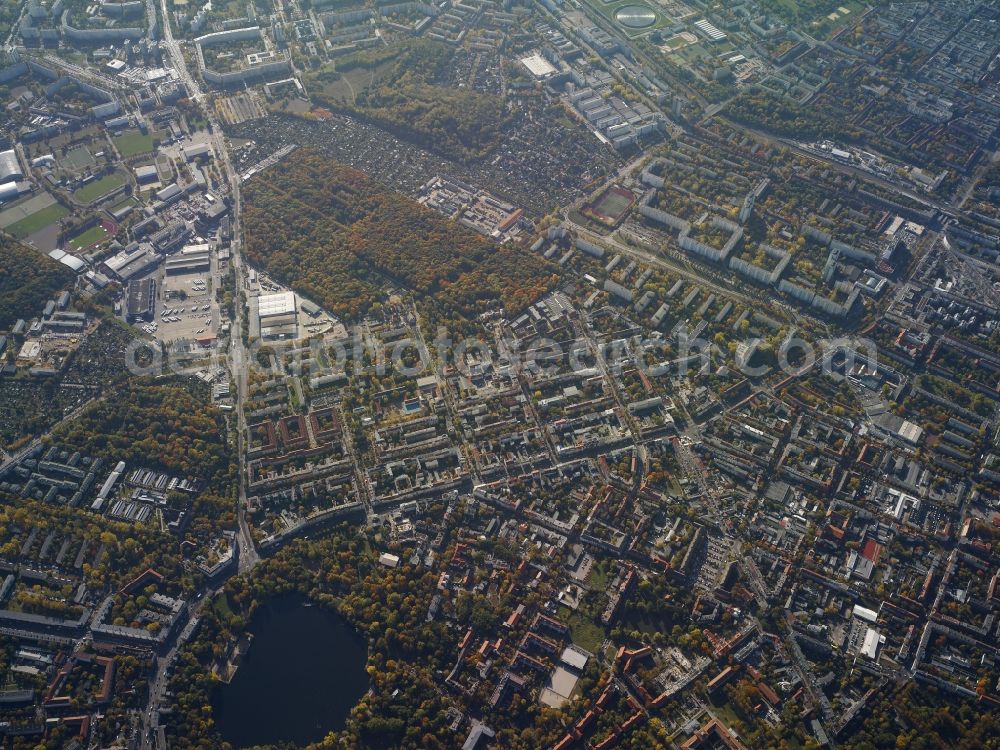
xmin=151 ymin=269 xmax=220 ymax=344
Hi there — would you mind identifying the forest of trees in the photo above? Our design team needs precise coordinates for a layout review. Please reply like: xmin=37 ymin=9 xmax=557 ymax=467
xmin=839 ymin=682 xmax=1000 ymax=750
xmin=311 ymin=40 xmax=508 ymax=163
xmin=0 ymin=233 xmax=75 ymax=329
xmin=724 ymin=88 xmax=864 ymax=143
xmin=242 ymin=150 xmax=557 ymax=323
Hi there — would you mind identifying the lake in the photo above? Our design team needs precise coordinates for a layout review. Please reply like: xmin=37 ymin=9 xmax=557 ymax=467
xmin=213 ymin=594 xmax=369 ymax=748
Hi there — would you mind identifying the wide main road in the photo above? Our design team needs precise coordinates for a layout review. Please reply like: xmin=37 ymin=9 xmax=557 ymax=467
xmin=158 ymin=0 xmax=258 ymax=571
xmin=139 ymin=16 xmax=257 ymax=749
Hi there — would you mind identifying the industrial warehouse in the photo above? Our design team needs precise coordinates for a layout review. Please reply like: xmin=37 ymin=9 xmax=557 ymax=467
xmin=126 ymin=278 xmax=156 ymax=322
xmin=253 ymin=290 xmax=298 ymax=340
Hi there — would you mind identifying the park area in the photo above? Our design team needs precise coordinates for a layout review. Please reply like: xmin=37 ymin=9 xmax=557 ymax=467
xmin=309 ymin=55 xmax=400 ymax=107
xmin=758 ymin=0 xmax=863 ymax=37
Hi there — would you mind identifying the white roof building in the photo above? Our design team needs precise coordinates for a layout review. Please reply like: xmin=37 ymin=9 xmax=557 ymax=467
xmin=860 ymin=627 xmax=884 ymax=660
xmin=0 ymin=150 xmax=23 ymax=184
xmin=560 ymin=646 xmax=589 ymax=671
xmin=0 ymin=182 xmax=22 ymax=203
xmin=257 ymin=291 xmax=298 ymax=340
xmin=258 ymin=291 xmax=297 ymax=318
xmin=59 ymin=254 xmax=86 ymax=272
xmin=693 ymin=18 xmax=726 ymax=41
xmin=852 ymin=604 xmax=878 ymax=623
xmin=521 ymin=53 xmax=557 ymax=79
xmin=896 ymin=420 xmax=923 ymax=445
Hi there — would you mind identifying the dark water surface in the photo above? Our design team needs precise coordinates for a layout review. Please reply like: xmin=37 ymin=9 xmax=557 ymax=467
xmin=213 ymin=594 xmax=368 ymax=748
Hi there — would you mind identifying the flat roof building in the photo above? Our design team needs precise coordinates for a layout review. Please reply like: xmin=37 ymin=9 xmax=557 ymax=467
xmin=521 ymin=53 xmax=557 ymax=79
xmin=693 ymin=18 xmax=726 ymax=42
xmin=164 ymin=246 xmax=211 ymax=275
xmin=257 ymin=291 xmax=297 ymax=340
xmin=59 ymin=254 xmax=86 ymax=272
xmin=126 ymin=278 xmax=156 ymax=321
xmin=860 ymin=627 xmax=884 ymax=660
xmin=155 ymin=183 xmax=183 ymax=204
xmin=182 ymin=143 xmax=211 ymax=161
xmin=135 ymin=164 xmax=159 ymax=183
xmin=559 ymin=646 xmax=589 ymax=671
xmin=42 ymin=311 xmax=86 ymax=333
xmin=378 ymin=553 xmax=400 ymax=568
xmin=258 ymin=291 xmax=296 ymax=317
xmin=199 ymin=201 xmax=228 ymax=225
xmin=104 ymin=245 xmax=161 ymax=282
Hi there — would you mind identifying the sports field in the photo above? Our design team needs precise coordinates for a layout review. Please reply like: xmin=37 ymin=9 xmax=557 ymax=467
xmin=69 ymin=224 xmax=110 ymax=250
xmin=62 ymin=146 xmax=96 ymax=171
xmin=74 ymin=172 xmax=127 ymax=204
xmin=114 ymin=131 xmax=155 ymax=157
xmin=111 ymin=196 xmax=138 ymax=212
xmin=0 ymin=193 xmax=69 ymax=239
xmin=579 ymin=0 xmax=671 ymax=37
xmin=6 ymin=204 xmax=69 ymax=239
xmin=584 ymin=185 xmax=637 ymax=226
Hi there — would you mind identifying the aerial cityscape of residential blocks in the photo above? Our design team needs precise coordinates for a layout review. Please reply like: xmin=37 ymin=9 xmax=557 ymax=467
xmin=0 ymin=0 xmax=999 ymax=747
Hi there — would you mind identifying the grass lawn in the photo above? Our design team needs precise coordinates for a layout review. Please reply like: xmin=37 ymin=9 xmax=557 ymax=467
xmin=568 ymin=611 xmax=606 ymax=652
xmin=112 ymin=196 xmax=138 ymax=212
xmin=74 ymin=172 xmax=127 ymax=204
xmin=759 ymin=0 xmax=863 ymax=35
xmin=662 ymin=34 xmax=689 ymax=50
xmin=312 ymin=59 xmax=397 ymax=105
xmin=585 ymin=561 xmax=611 ymax=592
xmin=114 ymin=131 xmax=155 ymax=158
xmin=214 ymin=593 xmax=234 ymax=618
xmin=672 ymin=42 xmax=711 ymax=63
xmin=708 ymin=698 xmax=746 ymax=734
xmin=69 ymin=224 xmax=109 ymax=249
xmin=810 ymin=0 xmax=863 ymax=38
xmin=62 ymin=146 xmax=95 ymax=170
xmin=7 ymin=203 xmax=69 ymax=239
